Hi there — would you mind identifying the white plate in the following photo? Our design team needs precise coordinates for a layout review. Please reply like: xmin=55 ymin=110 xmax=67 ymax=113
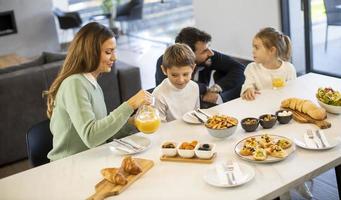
xmin=203 ymin=162 xmax=255 ymax=187
xmin=110 ymin=134 xmax=151 ymax=155
xmin=294 ymin=134 xmax=341 ymax=150
xmin=234 ymin=134 xmax=296 ymax=163
xmin=182 ymin=109 xmax=218 ymax=124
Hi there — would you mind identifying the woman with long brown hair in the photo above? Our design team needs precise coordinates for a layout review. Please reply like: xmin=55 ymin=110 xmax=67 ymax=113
xmin=46 ymin=22 xmax=151 ymax=161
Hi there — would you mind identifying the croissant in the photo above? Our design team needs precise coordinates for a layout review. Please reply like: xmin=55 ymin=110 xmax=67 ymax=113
xmin=121 ymin=156 xmax=142 ymax=175
xmin=281 ymin=98 xmax=326 ymax=120
xmin=101 ymin=168 xmax=127 ymax=185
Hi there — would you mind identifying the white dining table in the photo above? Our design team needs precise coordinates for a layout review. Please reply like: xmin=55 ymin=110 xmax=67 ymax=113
xmin=1 ymin=73 xmax=341 ymax=200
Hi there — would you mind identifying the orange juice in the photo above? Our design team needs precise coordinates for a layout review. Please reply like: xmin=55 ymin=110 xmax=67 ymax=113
xmin=272 ymin=77 xmax=285 ymax=89
xmin=135 ymin=118 xmax=161 ymax=134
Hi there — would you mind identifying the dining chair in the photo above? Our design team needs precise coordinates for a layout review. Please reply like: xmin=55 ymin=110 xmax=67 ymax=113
xmin=52 ymin=7 xmax=82 ymax=43
xmin=323 ymin=0 xmax=341 ymax=51
xmin=115 ymin=0 xmax=144 ymax=34
xmin=26 ymin=119 xmax=53 ymax=167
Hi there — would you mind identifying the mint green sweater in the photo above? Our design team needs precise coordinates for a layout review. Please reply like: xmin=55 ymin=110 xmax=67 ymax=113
xmin=48 ymin=74 xmax=134 ymax=161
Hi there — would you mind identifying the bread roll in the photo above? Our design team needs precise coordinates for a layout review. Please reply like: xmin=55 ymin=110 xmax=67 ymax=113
xmin=101 ymin=168 xmax=127 ymax=185
xmin=121 ymin=156 xmax=142 ymax=175
xmin=281 ymin=98 xmax=326 ymax=120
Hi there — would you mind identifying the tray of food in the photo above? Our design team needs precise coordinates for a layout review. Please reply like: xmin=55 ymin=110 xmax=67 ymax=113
xmin=234 ymin=134 xmax=295 ymax=163
xmin=160 ymin=141 xmax=217 ymax=164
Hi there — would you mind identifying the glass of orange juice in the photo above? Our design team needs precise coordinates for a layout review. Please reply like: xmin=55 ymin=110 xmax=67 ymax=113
xmin=135 ymin=99 xmax=161 ymax=134
xmin=271 ymin=75 xmax=285 ymax=89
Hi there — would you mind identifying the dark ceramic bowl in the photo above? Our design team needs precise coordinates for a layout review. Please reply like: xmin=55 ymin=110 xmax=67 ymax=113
xmin=276 ymin=110 xmax=293 ymax=124
xmin=259 ymin=114 xmax=277 ymax=129
xmin=241 ymin=117 xmax=259 ymax=132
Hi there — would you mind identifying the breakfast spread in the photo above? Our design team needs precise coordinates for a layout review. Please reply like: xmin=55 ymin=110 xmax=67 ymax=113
xmin=261 ymin=114 xmax=276 ymax=122
xmin=205 ymin=115 xmax=238 ymax=129
xmin=281 ymin=98 xmax=326 ymax=120
xmin=242 ymin=118 xmax=258 ymax=125
xmin=179 ymin=140 xmax=198 ymax=150
xmin=277 ymin=110 xmax=292 ymax=117
xmin=235 ymin=134 xmax=294 ymax=162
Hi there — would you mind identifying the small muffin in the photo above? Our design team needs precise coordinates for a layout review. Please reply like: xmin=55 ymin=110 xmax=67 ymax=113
xmin=276 ymin=139 xmax=292 ymax=149
xmin=253 ymin=148 xmax=267 ymax=161
xmin=240 ymin=145 xmax=256 ymax=156
xmin=267 ymin=145 xmax=287 ymax=158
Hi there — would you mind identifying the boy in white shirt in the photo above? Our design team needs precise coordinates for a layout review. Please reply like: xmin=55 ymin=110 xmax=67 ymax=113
xmin=152 ymin=43 xmax=200 ymax=122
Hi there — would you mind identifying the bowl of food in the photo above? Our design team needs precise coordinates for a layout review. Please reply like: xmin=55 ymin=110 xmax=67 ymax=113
xmin=316 ymin=87 xmax=341 ymax=114
xmin=194 ymin=143 xmax=216 ymax=159
xmin=259 ymin=114 xmax=277 ymax=129
xmin=177 ymin=141 xmax=198 ymax=158
xmin=161 ymin=141 xmax=177 ymax=157
xmin=241 ymin=117 xmax=259 ymax=132
xmin=275 ymin=110 xmax=293 ymax=124
xmin=204 ymin=115 xmax=238 ymax=138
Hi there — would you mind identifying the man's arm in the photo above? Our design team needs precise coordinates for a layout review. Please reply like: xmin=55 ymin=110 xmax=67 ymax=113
xmin=155 ymin=55 xmax=167 ymax=86
xmin=210 ymin=51 xmax=246 ymax=91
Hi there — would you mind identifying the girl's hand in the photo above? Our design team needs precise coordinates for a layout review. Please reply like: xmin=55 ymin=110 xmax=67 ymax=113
xmin=127 ymin=90 xmax=152 ymax=110
xmin=242 ymin=88 xmax=261 ymax=101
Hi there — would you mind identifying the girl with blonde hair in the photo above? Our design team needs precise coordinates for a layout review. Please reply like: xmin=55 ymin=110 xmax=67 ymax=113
xmin=46 ymin=22 xmax=151 ymax=161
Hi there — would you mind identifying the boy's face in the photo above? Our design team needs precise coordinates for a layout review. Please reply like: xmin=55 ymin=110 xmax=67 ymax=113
xmin=162 ymin=65 xmax=194 ymax=89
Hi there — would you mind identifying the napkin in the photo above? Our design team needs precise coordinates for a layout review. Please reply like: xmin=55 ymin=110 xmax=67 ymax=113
xmin=215 ymin=163 xmax=229 ymax=185
xmin=232 ymin=161 xmax=246 ymax=184
xmin=304 ymin=132 xmax=318 ymax=148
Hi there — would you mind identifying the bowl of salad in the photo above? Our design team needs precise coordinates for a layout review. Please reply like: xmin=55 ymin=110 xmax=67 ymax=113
xmin=316 ymin=87 xmax=341 ymax=114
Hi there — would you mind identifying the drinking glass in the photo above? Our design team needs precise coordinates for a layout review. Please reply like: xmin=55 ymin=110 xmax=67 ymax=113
xmin=272 ymin=75 xmax=286 ymax=89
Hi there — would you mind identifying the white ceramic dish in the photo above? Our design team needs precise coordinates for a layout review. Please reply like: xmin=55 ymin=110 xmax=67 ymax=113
xmin=177 ymin=142 xmax=197 ymax=158
xmin=110 ymin=134 xmax=151 ymax=155
xmin=317 ymin=99 xmax=341 ymax=114
xmin=203 ymin=162 xmax=255 ymax=187
xmin=294 ymin=133 xmax=341 ymax=150
xmin=182 ymin=111 xmax=206 ymax=124
xmin=161 ymin=141 xmax=177 ymax=157
xmin=234 ymin=134 xmax=295 ymax=163
xmin=195 ymin=143 xmax=216 ymax=159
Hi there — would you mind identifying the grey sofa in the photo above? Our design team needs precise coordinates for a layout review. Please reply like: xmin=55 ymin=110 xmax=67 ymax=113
xmin=0 ymin=52 xmax=142 ymax=166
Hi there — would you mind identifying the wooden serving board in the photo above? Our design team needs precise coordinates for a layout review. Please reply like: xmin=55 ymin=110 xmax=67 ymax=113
xmin=284 ymin=108 xmax=331 ymax=129
xmin=88 ymin=158 xmax=154 ymax=200
xmin=160 ymin=153 xmax=216 ymax=164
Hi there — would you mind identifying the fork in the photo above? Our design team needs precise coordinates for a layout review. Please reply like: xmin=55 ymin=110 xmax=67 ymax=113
xmin=307 ymin=129 xmax=319 ymax=148
xmin=224 ymin=161 xmax=236 ymax=185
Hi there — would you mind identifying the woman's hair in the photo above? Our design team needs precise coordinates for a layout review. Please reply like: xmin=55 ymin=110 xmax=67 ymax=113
xmin=162 ymin=43 xmax=196 ymax=69
xmin=255 ymin=27 xmax=292 ymax=61
xmin=45 ymin=22 xmax=114 ymax=118
xmin=175 ymin=27 xmax=211 ymax=52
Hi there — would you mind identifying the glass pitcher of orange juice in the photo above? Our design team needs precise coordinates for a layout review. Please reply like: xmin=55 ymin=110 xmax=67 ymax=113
xmin=135 ymin=98 xmax=161 ymax=134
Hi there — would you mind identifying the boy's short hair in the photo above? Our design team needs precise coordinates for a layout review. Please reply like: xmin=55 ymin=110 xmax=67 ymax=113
xmin=162 ymin=43 xmax=196 ymax=69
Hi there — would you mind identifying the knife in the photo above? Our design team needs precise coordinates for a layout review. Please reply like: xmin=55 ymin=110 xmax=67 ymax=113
xmin=316 ymin=130 xmax=326 ymax=148
xmin=197 ymin=109 xmax=211 ymax=118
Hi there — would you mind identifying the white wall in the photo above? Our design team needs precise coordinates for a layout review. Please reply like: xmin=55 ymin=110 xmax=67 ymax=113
xmin=0 ymin=0 xmax=59 ymax=57
xmin=193 ymin=0 xmax=281 ymax=60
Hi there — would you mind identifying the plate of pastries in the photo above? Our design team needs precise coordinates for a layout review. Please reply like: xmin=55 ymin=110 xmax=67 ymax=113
xmin=234 ymin=134 xmax=295 ymax=163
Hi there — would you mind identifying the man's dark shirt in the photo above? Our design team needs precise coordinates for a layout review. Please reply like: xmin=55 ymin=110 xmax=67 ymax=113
xmin=155 ymin=50 xmax=245 ymax=102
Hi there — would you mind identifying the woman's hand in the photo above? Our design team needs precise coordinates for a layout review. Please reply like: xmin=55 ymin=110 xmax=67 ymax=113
xmin=242 ymin=88 xmax=261 ymax=101
xmin=127 ymin=90 xmax=152 ymax=110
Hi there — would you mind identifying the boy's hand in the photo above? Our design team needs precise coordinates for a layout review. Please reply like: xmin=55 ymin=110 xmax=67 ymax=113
xmin=203 ymin=91 xmax=219 ymax=103
xmin=242 ymin=88 xmax=261 ymax=101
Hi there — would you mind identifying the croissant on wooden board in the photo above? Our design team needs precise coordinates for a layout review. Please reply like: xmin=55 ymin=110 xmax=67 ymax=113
xmin=281 ymin=98 xmax=326 ymax=120
xmin=121 ymin=156 xmax=142 ymax=175
xmin=101 ymin=168 xmax=127 ymax=185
